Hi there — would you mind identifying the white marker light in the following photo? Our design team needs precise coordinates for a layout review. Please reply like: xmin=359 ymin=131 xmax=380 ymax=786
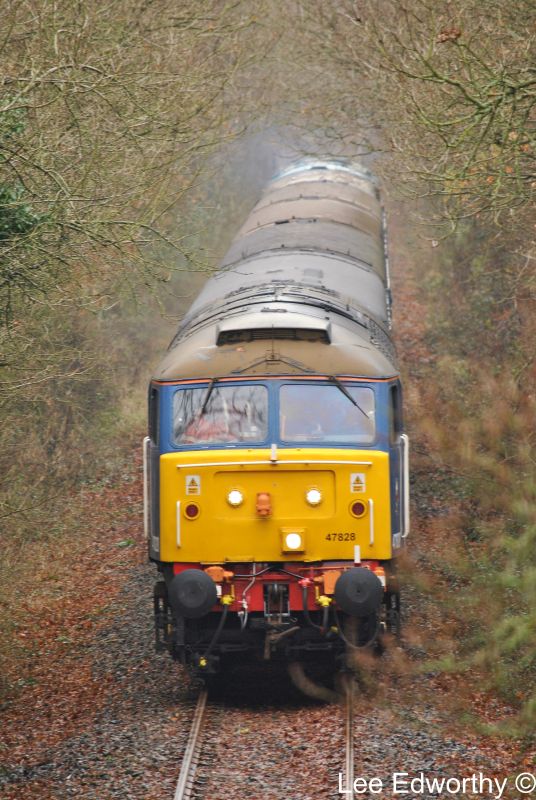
xmin=305 ymin=488 xmax=322 ymax=506
xmin=227 ymin=489 xmax=244 ymax=508
xmin=285 ymin=532 xmax=303 ymax=550
xmin=227 ymin=489 xmax=244 ymax=507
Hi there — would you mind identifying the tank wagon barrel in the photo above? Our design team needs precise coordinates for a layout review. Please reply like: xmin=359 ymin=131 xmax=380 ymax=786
xmin=146 ymin=160 xmax=408 ymax=688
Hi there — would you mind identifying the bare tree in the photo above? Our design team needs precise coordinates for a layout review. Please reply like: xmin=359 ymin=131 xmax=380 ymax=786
xmin=290 ymin=0 xmax=536 ymax=226
xmin=0 ymin=0 xmax=262 ymax=331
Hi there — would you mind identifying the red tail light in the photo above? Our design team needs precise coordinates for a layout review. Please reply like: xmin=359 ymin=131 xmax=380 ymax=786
xmin=185 ymin=503 xmax=200 ymax=519
xmin=350 ymin=500 xmax=367 ymax=518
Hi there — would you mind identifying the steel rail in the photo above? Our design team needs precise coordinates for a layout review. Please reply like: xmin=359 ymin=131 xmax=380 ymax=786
xmin=174 ymin=689 xmax=209 ymax=800
xmin=344 ymin=677 xmax=356 ymax=800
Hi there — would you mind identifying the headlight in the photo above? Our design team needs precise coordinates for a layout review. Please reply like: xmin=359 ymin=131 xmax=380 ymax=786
xmin=305 ymin=488 xmax=322 ymax=506
xmin=227 ymin=489 xmax=244 ymax=507
xmin=285 ymin=532 xmax=303 ymax=550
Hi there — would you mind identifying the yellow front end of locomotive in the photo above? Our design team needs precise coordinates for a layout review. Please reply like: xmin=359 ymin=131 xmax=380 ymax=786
xmin=159 ymin=448 xmax=392 ymax=563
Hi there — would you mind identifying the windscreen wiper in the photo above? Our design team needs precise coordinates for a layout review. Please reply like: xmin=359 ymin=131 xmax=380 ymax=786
xmin=200 ymin=378 xmax=217 ymax=416
xmin=328 ymin=375 xmax=369 ymax=420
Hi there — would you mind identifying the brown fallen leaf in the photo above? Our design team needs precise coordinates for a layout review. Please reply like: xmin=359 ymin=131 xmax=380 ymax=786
xmin=437 ymin=26 xmax=462 ymax=43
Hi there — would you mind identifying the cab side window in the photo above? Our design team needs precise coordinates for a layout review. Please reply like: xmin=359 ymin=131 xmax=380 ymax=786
xmin=149 ymin=385 xmax=159 ymax=444
xmin=389 ymin=383 xmax=402 ymax=444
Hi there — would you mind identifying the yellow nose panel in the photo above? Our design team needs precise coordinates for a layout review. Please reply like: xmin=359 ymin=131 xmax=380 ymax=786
xmin=213 ymin=470 xmax=335 ymax=519
xmin=158 ymin=448 xmax=392 ymax=563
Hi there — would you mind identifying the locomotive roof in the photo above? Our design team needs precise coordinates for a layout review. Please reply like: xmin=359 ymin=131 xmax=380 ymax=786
xmin=154 ymin=162 xmax=397 ymax=381
xmin=154 ymin=305 xmax=397 ymax=381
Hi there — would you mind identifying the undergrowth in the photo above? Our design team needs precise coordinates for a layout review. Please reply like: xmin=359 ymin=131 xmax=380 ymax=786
xmin=404 ymin=217 xmax=535 ymax=739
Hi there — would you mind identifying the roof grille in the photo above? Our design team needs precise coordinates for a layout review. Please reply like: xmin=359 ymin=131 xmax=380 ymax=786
xmin=217 ymin=327 xmax=330 ymax=345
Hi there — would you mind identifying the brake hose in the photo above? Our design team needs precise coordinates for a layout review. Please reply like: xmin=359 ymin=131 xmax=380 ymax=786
xmin=201 ymin=604 xmax=229 ymax=662
xmin=302 ymin=586 xmax=324 ymax=632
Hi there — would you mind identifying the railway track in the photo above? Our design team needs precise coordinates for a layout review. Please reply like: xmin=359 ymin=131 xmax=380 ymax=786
xmin=174 ymin=678 xmax=357 ymax=800
xmin=343 ymin=674 xmax=356 ymax=800
xmin=174 ymin=689 xmax=209 ymax=800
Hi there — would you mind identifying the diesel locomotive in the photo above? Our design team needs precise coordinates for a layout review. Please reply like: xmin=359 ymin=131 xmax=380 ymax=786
xmin=144 ymin=160 xmax=409 ymax=683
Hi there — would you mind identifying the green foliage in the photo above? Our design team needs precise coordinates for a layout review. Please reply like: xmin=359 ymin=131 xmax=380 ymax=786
xmin=0 ymin=104 xmax=46 ymax=312
xmin=0 ymin=183 xmax=42 ymax=242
